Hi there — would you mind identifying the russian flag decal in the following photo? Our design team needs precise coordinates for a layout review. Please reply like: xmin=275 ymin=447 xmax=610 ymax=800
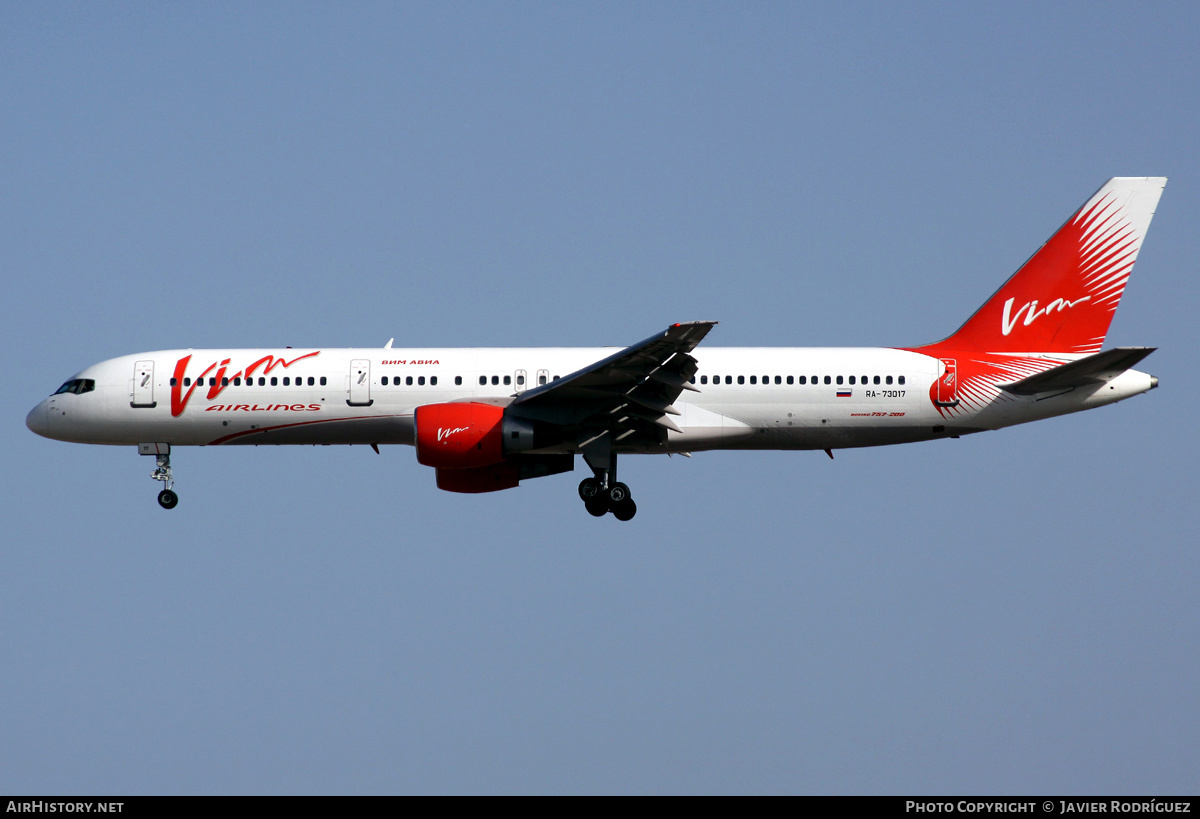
xmin=836 ymin=389 xmax=852 ymax=398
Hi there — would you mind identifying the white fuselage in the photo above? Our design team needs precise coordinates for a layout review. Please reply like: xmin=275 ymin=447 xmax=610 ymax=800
xmin=26 ymin=345 xmax=1155 ymax=454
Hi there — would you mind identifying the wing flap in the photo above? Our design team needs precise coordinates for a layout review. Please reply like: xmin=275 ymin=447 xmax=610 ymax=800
xmin=510 ymin=321 xmax=716 ymax=443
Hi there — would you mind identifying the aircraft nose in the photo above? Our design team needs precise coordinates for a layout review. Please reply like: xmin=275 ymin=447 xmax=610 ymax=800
xmin=25 ymin=401 xmax=51 ymax=438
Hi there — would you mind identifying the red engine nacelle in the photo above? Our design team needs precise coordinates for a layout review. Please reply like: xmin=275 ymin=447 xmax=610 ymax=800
xmin=414 ymin=402 xmax=506 ymax=469
xmin=414 ymin=402 xmax=541 ymax=492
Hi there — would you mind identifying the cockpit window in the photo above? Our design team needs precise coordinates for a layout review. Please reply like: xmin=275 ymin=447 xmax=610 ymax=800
xmin=53 ymin=379 xmax=95 ymax=396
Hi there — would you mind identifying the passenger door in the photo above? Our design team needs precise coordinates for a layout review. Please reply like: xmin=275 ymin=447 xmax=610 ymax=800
xmin=348 ymin=359 xmax=373 ymax=406
xmin=131 ymin=360 xmax=156 ymax=408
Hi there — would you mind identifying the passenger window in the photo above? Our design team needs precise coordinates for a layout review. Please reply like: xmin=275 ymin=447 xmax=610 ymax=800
xmin=183 ymin=378 xmax=191 ymax=387
xmin=516 ymin=375 xmax=524 ymax=386
xmin=824 ymin=376 xmax=831 ymax=385
xmin=539 ymin=375 xmax=547 ymax=385
xmin=874 ymin=376 xmax=880 ymax=385
xmin=455 ymin=376 xmax=462 ymax=386
xmin=271 ymin=377 xmax=278 ymax=386
xmin=899 ymin=375 xmax=906 ymax=385
xmin=491 ymin=376 xmax=499 ymax=386
xmin=503 ymin=375 xmax=511 ymax=386
xmin=749 ymin=376 xmax=757 ymax=385
xmin=848 ymin=376 xmax=855 ymax=385
xmin=283 ymin=377 xmax=290 ymax=386
xmin=886 ymin=375 xmax=893 ymax=385
xmin=221 ymin=377 xmax=229 ymax=387
xmin=406 ymin=376 xmax=413 ymax=386
xmin=479 ymin=376 xmax=487 ymax=386
xmin=798 ymin=376 xmax=806 ymax=385
xmin=775 ymin=376 xmax=782 ymax=384
xmin=382 ymin=376 xmax=389 ymax=386
xmin=418 ymin=376 xmax=425 ymax=386
xmin=787 ymin=376 xmax=794 ymax=385
xmin=431 ymin=376 xmax=437 ymax=386
xmin=319 ymin=377 xmax=326 ymax=386
xmin=306 ymin=377 xmax=313 ymax=386
xmin=737 ymin=375 xmax=745 ymax=385
xmin=836 ymin=376 xmax=843 ymax=385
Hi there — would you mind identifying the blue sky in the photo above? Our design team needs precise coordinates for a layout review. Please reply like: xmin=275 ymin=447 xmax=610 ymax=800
xmin=3 ymin=3 xmax=1198 ymax=794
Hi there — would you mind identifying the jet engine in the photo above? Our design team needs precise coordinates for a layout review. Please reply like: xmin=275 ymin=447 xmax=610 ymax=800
xmin=414 ymin=402 xmax=561 ymax=493
xmin=414 ymin=402 xmax=536 ymax=468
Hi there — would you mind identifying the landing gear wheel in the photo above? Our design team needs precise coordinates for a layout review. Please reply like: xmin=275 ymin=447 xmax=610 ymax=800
xmin=607 ymin=482 xmax=631 ymax=505
xmin=157 ymin=489 xmax=179 ymax=510
xmin=612 ymin=499 xmax=637 ymax=522
xmin=578 ymin=478 xmax=602 ymax=502
xmin=585 ymin=496 xmax=609 ymax=517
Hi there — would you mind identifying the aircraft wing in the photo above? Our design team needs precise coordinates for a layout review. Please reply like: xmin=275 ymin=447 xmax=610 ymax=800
xmin=1000 ymin=347 xmax=1156 ymax=395
xmin=509 ymin=321 xmax=717 ymax=440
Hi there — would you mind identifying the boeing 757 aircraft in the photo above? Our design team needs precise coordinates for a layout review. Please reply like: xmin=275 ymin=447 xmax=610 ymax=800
xmin=27 ymin=178 xmax=1165 ymax=520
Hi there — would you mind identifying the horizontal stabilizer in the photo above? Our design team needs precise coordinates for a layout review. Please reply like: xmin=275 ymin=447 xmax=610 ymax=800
xmin=1000 ymin=347 xmax=1155 ymax=395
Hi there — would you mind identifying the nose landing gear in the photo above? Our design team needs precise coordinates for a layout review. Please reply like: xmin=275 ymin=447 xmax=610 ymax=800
xmin=152 ymin=453 xmax=178 ymax=509
xmin=140 ymin=443 xmax=178 ymax=509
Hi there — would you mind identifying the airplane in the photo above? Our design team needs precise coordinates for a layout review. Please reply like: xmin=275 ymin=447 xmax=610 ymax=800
xmin=26 ymin=177 xmax=1166 ymax=521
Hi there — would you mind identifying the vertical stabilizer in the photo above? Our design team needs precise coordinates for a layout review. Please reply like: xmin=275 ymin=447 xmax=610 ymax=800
xmin=918 ymin=177 xmax=1165 ymax=354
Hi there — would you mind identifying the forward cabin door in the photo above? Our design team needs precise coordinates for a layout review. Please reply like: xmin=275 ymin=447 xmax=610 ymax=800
xmin=348 ymin=359 xmax=373 ymax=406
xmin=131 ymin=360 xmax=156 ymax=408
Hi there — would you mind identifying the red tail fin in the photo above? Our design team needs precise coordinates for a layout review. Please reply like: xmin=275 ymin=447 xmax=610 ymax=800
xmin=917 ymin=177 xmax=1165 ymax=355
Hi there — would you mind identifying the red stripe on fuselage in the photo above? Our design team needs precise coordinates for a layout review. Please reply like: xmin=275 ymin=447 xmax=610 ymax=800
xmin=206 ymin=412 xmax=408 ymax=446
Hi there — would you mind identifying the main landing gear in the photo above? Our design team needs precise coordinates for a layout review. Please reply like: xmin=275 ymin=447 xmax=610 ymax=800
xmin=578 ymin=450 xmax=636 ymax=521
xmin=578 ymin=477 xmax=636 ymax=520
xmin=141 ymin=444 xmax=179 ymax=509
